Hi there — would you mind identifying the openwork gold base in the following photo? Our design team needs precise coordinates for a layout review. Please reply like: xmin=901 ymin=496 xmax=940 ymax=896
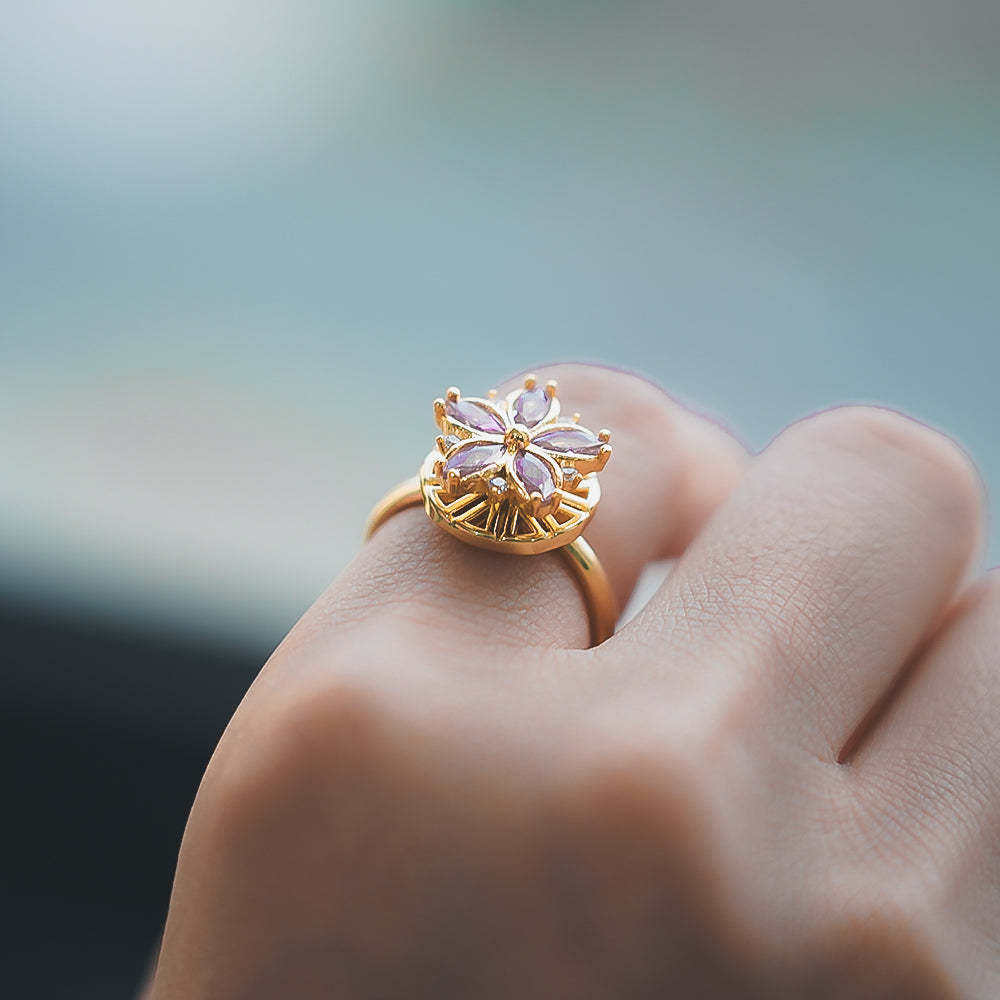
xmin=419 ymin=450 xmax=601 ymax=555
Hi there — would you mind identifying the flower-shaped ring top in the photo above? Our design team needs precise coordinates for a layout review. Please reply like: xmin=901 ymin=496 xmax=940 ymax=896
xmin=419 ymin=375 xmax=611 ymax=554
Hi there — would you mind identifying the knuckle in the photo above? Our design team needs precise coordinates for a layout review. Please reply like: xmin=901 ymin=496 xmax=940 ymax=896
xmin=756 ymin=865 xmax=952 ymax=998
xmin=801 ymin=403 xmax=931 ymax=453
xmin=826 ymin=871 xmax=913 ymax=940
xmin=561 ymin=695 xmax=749 ymax=867
xmin=569 ymin=744 xmax=698 ymax=832
xmin=202 ymin=628 xmax=555 ymax=848
xmin=534 ymin=361 xmax=667 ymax=404
xmin=204 ymin=674 xmax=387 ymax=831
xmin=532 ymin=362 xmax=681 ymax=439
xmin=820 ymin=878 xmax=946 ymax=996
xmin=799 ymin=405 xmax=982 ymax=512
xmin=545 ymin=737 xmax=732 ymax=969
xmin=174 ymin=674 xmax=397 ymax=919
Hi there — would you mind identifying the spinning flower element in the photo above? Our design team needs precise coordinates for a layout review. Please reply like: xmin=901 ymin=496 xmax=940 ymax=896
xmin=419 ymin=375 xmax=611 ymax=554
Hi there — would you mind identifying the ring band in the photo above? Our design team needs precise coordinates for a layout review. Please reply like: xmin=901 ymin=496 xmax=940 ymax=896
xmin=365 ymin=477 xmax=618 ymax=647
xmin=364 ymin=374 xmax=618 ymax=647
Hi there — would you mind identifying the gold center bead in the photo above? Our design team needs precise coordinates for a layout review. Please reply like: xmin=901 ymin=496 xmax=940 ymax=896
xmin=504 ymin=426 xmax=530 ymax=452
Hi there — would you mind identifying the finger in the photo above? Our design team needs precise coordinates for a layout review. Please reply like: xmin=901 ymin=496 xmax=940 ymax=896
xmin=298 ymin=364 xmax=747 ymax=653
xmin=853 ymin=569 xmax=1000 ymax=864
xmin=618 ymin=406 xmax=985 ymax=759
xmin=848 ymin=570 xmax=1000 ymax=984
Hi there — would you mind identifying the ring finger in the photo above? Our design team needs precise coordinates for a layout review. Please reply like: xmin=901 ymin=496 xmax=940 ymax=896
xmin=289 ymin=363 xmax=747 ymax=656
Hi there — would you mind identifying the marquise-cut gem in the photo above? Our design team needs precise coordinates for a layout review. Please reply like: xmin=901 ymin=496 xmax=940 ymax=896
xmin=532 ymin=426 xmax=603 ymax=456
xmin=443 ymin=442 xmax=505 ymax=480
xmin=514 ymin=451 xmax=557 ymax=501
xmin=445 ymin=398 xmax=506 ymax=434
xmin=511 ymin=387 xmax=550 ymax=428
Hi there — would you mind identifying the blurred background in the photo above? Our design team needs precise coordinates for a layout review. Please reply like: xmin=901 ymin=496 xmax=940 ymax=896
xmin=1 ymin=1 xmax=998 ymax=996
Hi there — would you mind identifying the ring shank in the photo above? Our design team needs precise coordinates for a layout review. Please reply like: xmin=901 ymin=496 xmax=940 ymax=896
xmin=365 ymin=478 xmax=617 ymax=647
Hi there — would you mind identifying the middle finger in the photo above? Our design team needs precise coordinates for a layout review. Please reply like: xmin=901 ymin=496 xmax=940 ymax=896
xmin=616 ymin=406 xmax=984 ymax=761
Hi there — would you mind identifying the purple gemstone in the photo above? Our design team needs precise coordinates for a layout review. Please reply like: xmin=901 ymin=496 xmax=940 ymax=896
xmin=444 ymin=398 xmax=505 ymax=435
xmin=514 ymin=450 xmax=557 ymax=501
xmin=443 ymin=442 xmax=505 ymax=480
xmin=532 ymin=426 xmax=603 ymax=456
xmin=510 ymin=387 xmax=551 ymax=428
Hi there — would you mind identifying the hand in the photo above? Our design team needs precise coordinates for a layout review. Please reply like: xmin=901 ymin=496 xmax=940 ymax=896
xmin=150 ymin=364 xmax=995 ymax=999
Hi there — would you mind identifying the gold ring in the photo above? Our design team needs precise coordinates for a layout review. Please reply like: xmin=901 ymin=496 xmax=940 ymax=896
xmin=365 ymin=374 xmax=617 ymax=646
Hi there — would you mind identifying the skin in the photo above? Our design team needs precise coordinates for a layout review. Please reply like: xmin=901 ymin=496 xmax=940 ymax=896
xmin=149 ymin=363 xmax=999 ymax=998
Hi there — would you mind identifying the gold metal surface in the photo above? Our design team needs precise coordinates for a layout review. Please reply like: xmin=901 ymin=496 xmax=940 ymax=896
xmin=419 ymin=449 xmax=600 ymax=555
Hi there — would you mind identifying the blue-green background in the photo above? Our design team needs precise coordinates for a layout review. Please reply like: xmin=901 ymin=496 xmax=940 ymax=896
xmin=2 ymin=1 xmax=998 ymax=648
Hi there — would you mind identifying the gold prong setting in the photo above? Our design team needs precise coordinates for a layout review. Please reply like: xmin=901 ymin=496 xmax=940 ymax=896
xmin=419 ymin=375 xmax=611 ymax=553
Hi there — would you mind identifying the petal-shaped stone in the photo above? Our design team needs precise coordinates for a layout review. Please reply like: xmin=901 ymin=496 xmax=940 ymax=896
xmin=445 ymin=398 xmax=506 ymax=435
xmin=443 ymin=442 xmax=505 ymax=480
xmin=532 ymin=425 xmax=603 ymax=457
xmin=514 ymin=450 xmax=557 ymax=501
xmin=510 ymin=386 xmax=551 ymax=428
